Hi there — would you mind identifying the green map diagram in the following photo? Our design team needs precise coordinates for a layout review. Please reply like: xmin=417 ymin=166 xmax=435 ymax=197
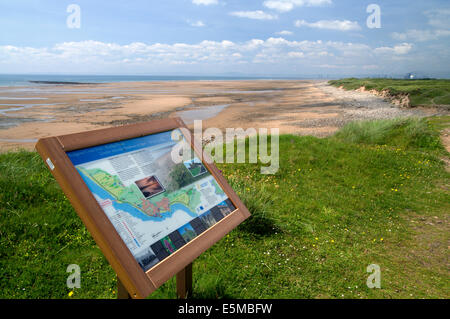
xmin=211 ymin=179 xmax=225 ymax=196
xmin=78 ymin=167 xmax=202 ymax=219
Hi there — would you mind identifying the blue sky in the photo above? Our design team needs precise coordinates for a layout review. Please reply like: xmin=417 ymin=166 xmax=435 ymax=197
xmin=0 ymin=0 xmax=449 ymax=77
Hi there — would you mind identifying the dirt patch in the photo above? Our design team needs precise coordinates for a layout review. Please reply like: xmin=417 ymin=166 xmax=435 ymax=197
xmin=441 ymin=128 xmax=450 ymax=154
xmin=440 ymin=128 xmax=450 ymax=171
xmin=378 ymin=209 xmax=450 ymax=298
xmin=403 ymin=212 xmax=450 ymax=285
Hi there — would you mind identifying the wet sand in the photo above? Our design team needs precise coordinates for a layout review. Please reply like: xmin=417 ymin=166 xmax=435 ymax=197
xmin=0 ymin=80 xmax=444 ymax=152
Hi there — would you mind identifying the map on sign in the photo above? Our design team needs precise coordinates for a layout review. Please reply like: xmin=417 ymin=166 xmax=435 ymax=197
xmin=67 ymin=129 xmax=235 ymax=271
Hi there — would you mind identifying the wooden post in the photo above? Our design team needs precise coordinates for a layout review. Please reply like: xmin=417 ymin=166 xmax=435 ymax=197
xmin=176 ymin=263 xmax=193 ymax=299
xmin=117 ymin=276 xmax=131 ymax=299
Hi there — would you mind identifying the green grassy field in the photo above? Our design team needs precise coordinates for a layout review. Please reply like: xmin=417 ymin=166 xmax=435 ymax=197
xmin=0 ymin=117 xmax=449 ymax=299
xmin=329 ymin=78 xmax=450 ymax=107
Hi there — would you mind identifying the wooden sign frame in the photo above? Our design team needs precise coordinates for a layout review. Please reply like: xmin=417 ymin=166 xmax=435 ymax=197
xmin=35 ymin=117 xmax=251 ymax=299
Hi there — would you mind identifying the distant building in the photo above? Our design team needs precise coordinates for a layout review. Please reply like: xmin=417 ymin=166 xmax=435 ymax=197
xmin=403 ymin=72 xmax=432 ymax=80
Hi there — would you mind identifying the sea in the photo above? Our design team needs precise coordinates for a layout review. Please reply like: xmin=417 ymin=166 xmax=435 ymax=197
xmin=0 ymin=74 xmax=309 ymax=87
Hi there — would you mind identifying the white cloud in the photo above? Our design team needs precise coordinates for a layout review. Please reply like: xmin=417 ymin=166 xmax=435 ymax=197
xmin=0 ymin=38 xmax=427 ymax=75
xmin=230 ymin=10 xmax=278 ymax=20
xmin=287 ymin=51 xmax=304 ymax=58
xmin=189 ymin=20 xmax=206 ymax=27
xmin=264 ymin=1 xmax=294 ymax=12
xmin=192 ymin=0 xmax=218 ymax=5
xmin=391 ymin=29 xmax=450 ymax=42
xmin=391 ymin=9 xmax=450 ymax=42
xmin=263 ymin=0 xmax=332 ymax=13
xmin=391 ymin=9 xmax=450 ymax=43
xmin=425 ymin=9 xmax=450 ymax=29
xmin=316 ymin=51 xmax=331 ymax=56
xmin=295 ymin=19 xmax=361 ymax=31
xmin=316 ymin=64 xmax=345 ymax=69
xmin=325 ymin=41 xmax=370 ymax=57
xmin=276 ymin=30 xmax=293 ymax=35
xmin=374 ymin=43 xmax=413 ymax=55
xmin=242 ymin=39 xmax=265 ymax=50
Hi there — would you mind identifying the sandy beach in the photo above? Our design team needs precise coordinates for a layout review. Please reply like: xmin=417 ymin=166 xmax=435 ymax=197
xmin=0 ymin=80 xmax=445 ymax=152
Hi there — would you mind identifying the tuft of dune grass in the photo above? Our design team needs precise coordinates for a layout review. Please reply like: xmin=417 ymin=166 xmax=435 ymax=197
xmin=333 ymin=117 xmax=444 ymax=152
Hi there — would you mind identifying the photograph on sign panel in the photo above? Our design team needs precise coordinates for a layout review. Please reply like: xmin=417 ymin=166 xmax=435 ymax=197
xmin=178 ymin=224 xmax=197 ymax=243
xmin=183 ymin=158 xmax=207 ymax=178
xmin=66 ymin=129 xmax=233 ymax=271
xmin=135 ymin=175 xmax=165 ymax=198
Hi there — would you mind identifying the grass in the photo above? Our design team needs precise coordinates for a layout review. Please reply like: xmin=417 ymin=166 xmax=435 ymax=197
xmin=328 ymin=78 xmax=450 ymax=107
xmin=0 ymin=117 xmax=449 ymax=299
xmin=333 ymin=117 xmax=443 ymax=152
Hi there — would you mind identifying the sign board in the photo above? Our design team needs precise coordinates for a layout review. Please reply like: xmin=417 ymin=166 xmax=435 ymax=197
xmin=35 ymin=117 xmax=250 ymax=298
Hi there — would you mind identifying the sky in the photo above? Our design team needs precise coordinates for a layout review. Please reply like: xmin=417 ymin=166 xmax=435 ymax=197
xmin=0 ymin=0 xmax=449 ymax=77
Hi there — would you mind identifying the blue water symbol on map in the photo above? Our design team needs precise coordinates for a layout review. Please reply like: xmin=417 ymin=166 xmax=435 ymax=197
xmin=197 ymin=206 xmax=205 ymax=213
